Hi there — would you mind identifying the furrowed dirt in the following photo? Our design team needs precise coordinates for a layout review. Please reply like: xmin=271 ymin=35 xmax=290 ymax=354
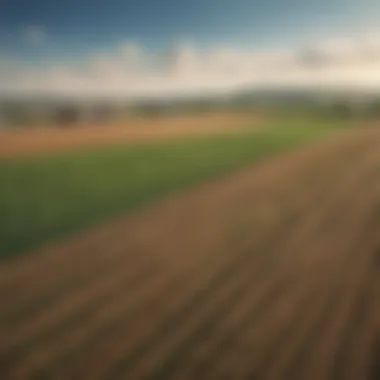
xmin=1 ymin=127 xmax=380 ymax=379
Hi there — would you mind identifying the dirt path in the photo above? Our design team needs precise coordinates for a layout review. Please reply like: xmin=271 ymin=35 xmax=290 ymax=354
xmin=0 ymin=127 xmax=380 ymax=379
xmin=0 ymin=112 xmax=255 ymax=159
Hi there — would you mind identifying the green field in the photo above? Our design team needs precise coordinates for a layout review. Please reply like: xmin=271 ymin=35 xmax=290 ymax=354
xmin=0 ymin=118 xmax=345 ymax=260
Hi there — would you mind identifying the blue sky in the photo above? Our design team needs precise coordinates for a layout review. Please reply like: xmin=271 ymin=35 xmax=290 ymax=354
xmin=1 ymin=0 xmax=380 ymax=62
xmin=1 ymin=0 xmax=380 ymax=98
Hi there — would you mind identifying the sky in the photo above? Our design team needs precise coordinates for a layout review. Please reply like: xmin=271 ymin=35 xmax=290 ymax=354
xmin=1 ymin=0 xmax=380 ymax=98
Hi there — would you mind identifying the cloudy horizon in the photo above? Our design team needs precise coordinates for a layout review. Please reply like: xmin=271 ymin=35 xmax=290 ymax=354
xmin=1 ymin=0 xmax=380 ymax=99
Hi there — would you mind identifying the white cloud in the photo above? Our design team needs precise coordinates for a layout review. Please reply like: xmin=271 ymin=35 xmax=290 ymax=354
xmin=119 ymin=43 xmax=142 ymax=64
xmin=3 ymin=32 xmax=380 ymax=99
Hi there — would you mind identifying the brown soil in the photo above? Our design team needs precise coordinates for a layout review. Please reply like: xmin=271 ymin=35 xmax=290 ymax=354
xmin=0 ymin=112 xmax=255 ymax=159
xmin=0 ymin=127 xmax=379 ymax=380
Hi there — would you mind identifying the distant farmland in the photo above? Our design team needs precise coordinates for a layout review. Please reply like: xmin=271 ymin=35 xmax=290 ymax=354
xmin=0 ymin=112 xmax=253 ymax=158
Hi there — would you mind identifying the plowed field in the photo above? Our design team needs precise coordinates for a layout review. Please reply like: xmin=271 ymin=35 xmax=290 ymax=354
xmin=1 ymin=127 xmax=379 ymax=380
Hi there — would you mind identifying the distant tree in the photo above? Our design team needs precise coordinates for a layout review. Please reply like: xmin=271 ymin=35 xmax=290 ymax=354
xmin=135 ymin=102 xmax=166 ymax=118
xmin=333 ymin=100 xmax=352 ymax=119
xmin=92 ymin=104 xmax=115 ymax=123
xmin=369 ymin=100 xmax=380 ymax=119
xmin=54 ymin=105 xmax=81 ymax=126
xmin=1 ymin=103 xmax=33 ymax=127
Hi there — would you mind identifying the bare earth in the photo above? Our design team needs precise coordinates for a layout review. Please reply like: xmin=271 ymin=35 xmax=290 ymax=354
xmin=0 ymin=112 xmax=255 ymax=158
xmin=0 ymin=127 xmax=380 ymax=379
